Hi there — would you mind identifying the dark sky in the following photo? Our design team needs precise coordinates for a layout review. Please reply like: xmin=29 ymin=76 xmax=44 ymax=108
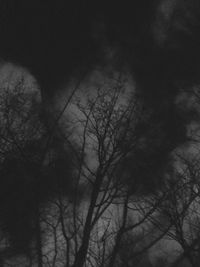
xmin=0 ymin=0 xmax=200 ymax=178
xmin=0 ymin=0 xmax=199 ymax=97
xmin=0 ymin=0 xmax=200 ymax=256
xmin=0 ymin=0 xmax=199 ymax=186
xmin=0 ymin=1 xmax=159 ymax=93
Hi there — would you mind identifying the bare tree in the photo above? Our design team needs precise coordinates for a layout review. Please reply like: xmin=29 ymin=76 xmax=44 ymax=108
xmin=155 ymin=151 xmax=200 ymax=267
xmin=0 ymin=74 xmax=179 ymax=267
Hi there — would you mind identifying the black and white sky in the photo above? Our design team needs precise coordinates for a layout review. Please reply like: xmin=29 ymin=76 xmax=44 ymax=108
xmin=0 ymin=1 xmax=200 ymax=265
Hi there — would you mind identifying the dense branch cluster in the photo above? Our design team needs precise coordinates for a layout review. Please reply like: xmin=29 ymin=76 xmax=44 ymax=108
xmin=0 ymin=75 xmax=200 ymax=267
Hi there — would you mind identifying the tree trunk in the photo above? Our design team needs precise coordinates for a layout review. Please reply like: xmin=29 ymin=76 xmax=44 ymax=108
xmin=73 ymin=174 xmax=102 ymax=267
xmin=108 ymin=195 xmax=129 ymax=267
